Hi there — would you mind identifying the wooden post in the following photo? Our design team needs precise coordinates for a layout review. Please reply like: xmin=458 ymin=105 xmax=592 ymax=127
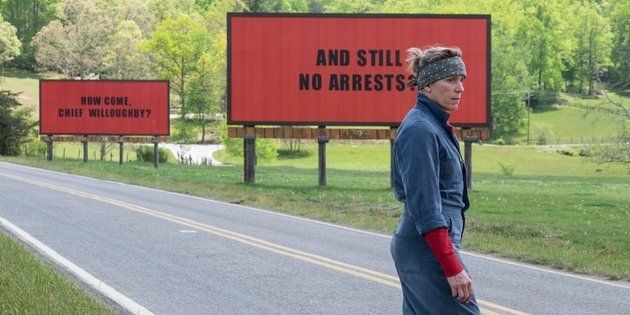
xmin=152 ymin=136 xmax=159 ymax=169
xmin=390 ymin=127 xmax=397 ymax=189
xmin=118 ymin=136 xmax=124 ymax=165
xmin=463 ymin=135 xmax=478 ymax=190
xmin=82 ymin=136 xmax=88 ymax=163
xmin=390 ymin=138 xmax=395 ymax=189
xmin=46 ymin=135 xmax=53 ymax=161
xmin=317 ymin=134 xmax=329 ymax=187
xmin=244 ymin=133 xmax=256 ymax=183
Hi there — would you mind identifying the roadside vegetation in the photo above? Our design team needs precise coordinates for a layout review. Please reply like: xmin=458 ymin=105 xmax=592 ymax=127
xmin=0 ymin=232 xmax=112 ymax=314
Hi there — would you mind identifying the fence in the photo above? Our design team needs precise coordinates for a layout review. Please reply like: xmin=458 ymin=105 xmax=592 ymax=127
xmin=532 ymin=136 xmax=621 ymax=145
xmin=564 ymin=103 xmax=628 ymax=117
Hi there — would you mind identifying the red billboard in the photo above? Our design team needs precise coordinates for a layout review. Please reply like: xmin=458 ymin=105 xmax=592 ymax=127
xmin=228 ymin=14 xmax=490 ymax=127
xmin=40 ymin=80 xmax=170 ymax=135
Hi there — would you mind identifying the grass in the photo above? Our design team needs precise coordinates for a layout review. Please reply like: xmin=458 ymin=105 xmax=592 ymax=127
xmin=2 ymin=142 xmax=628 ymax=281
xmin=524 ymin=107 xmax=622 ymax=142
xmin=0 ymin=68 xmax=61 ymax=112
xmin=0 ymin=232 xmax=113 ymax=314
xmin=513 ymin=90 xmax=629 ymax=144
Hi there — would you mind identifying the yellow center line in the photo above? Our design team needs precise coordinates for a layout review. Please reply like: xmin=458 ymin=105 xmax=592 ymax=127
xmin=0 ymin=172 xmax=528 ymax=315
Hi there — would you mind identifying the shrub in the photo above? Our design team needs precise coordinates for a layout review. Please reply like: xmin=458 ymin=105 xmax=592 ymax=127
xmin=536 ymin=132 xmax=547 ymax=145
xmin=21 ymin=137 xmax=47 ymax=157
xmin=579 ymin=147 xmax=592 ymax=157
xmin=218 ymin=118 xmax=278 ymax=161
xmin=171 ymin=120 xmax=198 ymax=143
xmin=498 ymin=162 xmax=516 ymax=176
xmin=135 ymin=145 xmax=169 ymax=163
xmin=557 ymin=147 xmax=576 ymax=156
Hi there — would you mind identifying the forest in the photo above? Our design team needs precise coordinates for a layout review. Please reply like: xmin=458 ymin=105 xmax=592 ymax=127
xmin=1 ymin=0 xmax=628 ymax=142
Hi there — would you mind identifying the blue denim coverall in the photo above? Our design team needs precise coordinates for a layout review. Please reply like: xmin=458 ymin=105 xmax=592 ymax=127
xmin=390 ymin=93 xmax=480 ymax=314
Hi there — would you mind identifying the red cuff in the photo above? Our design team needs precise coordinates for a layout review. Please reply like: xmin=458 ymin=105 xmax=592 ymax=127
xmin=423 ymin=227 xmax=464 ymax=277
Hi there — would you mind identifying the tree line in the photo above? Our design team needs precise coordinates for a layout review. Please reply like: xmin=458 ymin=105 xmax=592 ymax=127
xmin=1 ymin=0 xmax=628 ymax=142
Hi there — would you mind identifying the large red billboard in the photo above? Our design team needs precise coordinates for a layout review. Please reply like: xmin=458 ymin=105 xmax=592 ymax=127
xmin=40 ymin=80 xmax=170 ymax=135
xmin=228 ymin=14 xmax=490 ymax=127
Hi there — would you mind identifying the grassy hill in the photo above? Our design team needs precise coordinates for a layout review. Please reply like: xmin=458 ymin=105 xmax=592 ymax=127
xmin=516 ymin=91 xmax=628 ymax=144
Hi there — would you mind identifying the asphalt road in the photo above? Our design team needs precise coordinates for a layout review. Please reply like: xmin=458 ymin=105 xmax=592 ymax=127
xmin=0 ymin=162 xmax=627 ymax=314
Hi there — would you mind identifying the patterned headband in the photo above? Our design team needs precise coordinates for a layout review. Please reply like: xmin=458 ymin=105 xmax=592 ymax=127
xmin=417 ymin=56 xmax=467 ymax=88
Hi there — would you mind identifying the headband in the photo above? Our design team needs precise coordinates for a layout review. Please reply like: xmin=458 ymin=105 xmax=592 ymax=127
xmin=417 ymin=56 xmax=467 ymax=88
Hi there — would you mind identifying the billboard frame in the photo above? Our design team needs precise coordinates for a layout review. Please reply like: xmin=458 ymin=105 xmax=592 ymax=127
xmin=227 ymin=13 xmax=491 ymax=128
xmin=39 ymin=79 xmax=171 ymax=136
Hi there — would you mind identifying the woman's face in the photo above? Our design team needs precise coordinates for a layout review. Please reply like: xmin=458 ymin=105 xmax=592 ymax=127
xmin=425 ymin=75 xmax=465 ymax=112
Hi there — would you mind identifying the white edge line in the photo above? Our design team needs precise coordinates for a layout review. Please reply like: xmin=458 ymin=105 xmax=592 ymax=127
xmin=0 ymin=216 xmax=154 ymax=315
xmin=3 ymin=162 xmax=629 ymax=290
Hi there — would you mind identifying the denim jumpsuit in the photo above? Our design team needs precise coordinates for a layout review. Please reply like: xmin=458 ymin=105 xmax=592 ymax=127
xmin=390 ymin=93 xmax=480 ymax=314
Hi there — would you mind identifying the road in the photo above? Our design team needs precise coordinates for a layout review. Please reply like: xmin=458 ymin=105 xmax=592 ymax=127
xmin=0 ymin=162 xmax=627 ymax=314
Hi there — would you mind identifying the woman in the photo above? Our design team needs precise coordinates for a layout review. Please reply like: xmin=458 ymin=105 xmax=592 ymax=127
xmin=390 ymin=46 xmax=480 ymax=315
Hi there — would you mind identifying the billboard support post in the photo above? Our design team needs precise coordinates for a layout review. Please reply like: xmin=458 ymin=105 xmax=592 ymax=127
xmin=389 ymin=135 xmax=394 ymax=189
xmin=244 ymin=132 xmax=256 ymax=183
xmin=463 ymin=135 xmax=478 ymax=190
xmin=389 ymin=127 xmax=398 ymax=189
xmin=118 ymin=136 xmax=124 ymax=165
xmin=46 ymin=135 xmax=53 ymax=161
xmin=317 ymin=127 xmax=329 ymax=187
xmin=82 ymin=136 xmax=88 ymax=163
xmin=152 ymin=136 xmax=159 ymax=169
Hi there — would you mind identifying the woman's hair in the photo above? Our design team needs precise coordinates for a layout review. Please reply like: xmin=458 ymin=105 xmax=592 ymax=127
xmin=406 ymin=46 xmax=462 ymax=87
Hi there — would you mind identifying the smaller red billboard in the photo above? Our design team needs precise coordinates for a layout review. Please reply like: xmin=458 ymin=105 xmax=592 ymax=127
xmin=40 ymin=80 xmax=169 ymax=135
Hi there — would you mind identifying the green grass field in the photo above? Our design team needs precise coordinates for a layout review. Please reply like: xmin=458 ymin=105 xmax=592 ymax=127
xmin=0 ymin=68 xmax=61 ymax=112
xmin=524 ymin=107 xmax=622 ymax=142
xmin=0 ymin=232 xmax=112 ymax=314
xmin=514 ymin=90 xmax=628 ymax=144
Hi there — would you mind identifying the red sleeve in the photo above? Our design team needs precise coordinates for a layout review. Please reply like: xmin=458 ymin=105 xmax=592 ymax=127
xmin=423 ymin=227 xmax=464 ymax=277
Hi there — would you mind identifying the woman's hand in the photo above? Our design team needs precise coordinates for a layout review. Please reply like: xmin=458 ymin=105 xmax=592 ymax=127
xmin=447 ymin=270 xmax=473 ymax=303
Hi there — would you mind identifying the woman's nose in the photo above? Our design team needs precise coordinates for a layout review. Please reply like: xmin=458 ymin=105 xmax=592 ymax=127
xmin=456 ymin=81 xmax=464 ymax=92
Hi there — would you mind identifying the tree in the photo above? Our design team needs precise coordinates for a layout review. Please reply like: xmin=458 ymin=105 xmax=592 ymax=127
xmin=518 ymin=0 xmax=572 ymax=91
xmin=324 ymin=0 xmax=383 ymax=13
xmin=0 ymin=15 xmax=21 ymax=65
xmin=607 ymin=0 xmax=630 ymax=88
xmin=31 ymin=0 xmax=112 ymax=78
xmin=381 ymin=0 xmax=529 ymax=141
xmin=572 ymin=3 xmax=613 ymax=95
xmin=140 ymin=15 xmax=211 ymax=119
xmin=105 ymin=0 xmax=156 ymax=36
xmin=0 ymin=90 xmax=34 ymax=156
xmin=101 ymin=20 xmax=152 ymax=79
xmin=147 ymin=0 xmax=196 ymax=21
xmin=0 ymin=0 xmax=59 ymax=69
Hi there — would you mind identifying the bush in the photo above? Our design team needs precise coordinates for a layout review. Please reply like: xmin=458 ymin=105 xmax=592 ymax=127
xmin=278 ymin=149 xmax=312 ymax=159
xmin=556 ymin=147 xmax=576 ymax=156
xmin=21 ymin=137 xmax=46 ymax=157
xmin=579 ymin=147 xmax=592 ymax=157
xmin=491 ymin=138 xmax=518 ymax=145
xmin=171 ymin=120 xmax=198 ymax=143
xmin=498 ymin=162 xmax=516 ymax=176
xmin=530 ymin=90 xmax=559 ymax=109
xmin=0 ymin=90 xmax=35 ymax=155
xmin=536 ymin=132 xmax=547 ymax=145
xmin=218 ymin=118 xmax=278 ymax=161
xmin=135 ymin=145 xmax=169 ymax=163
